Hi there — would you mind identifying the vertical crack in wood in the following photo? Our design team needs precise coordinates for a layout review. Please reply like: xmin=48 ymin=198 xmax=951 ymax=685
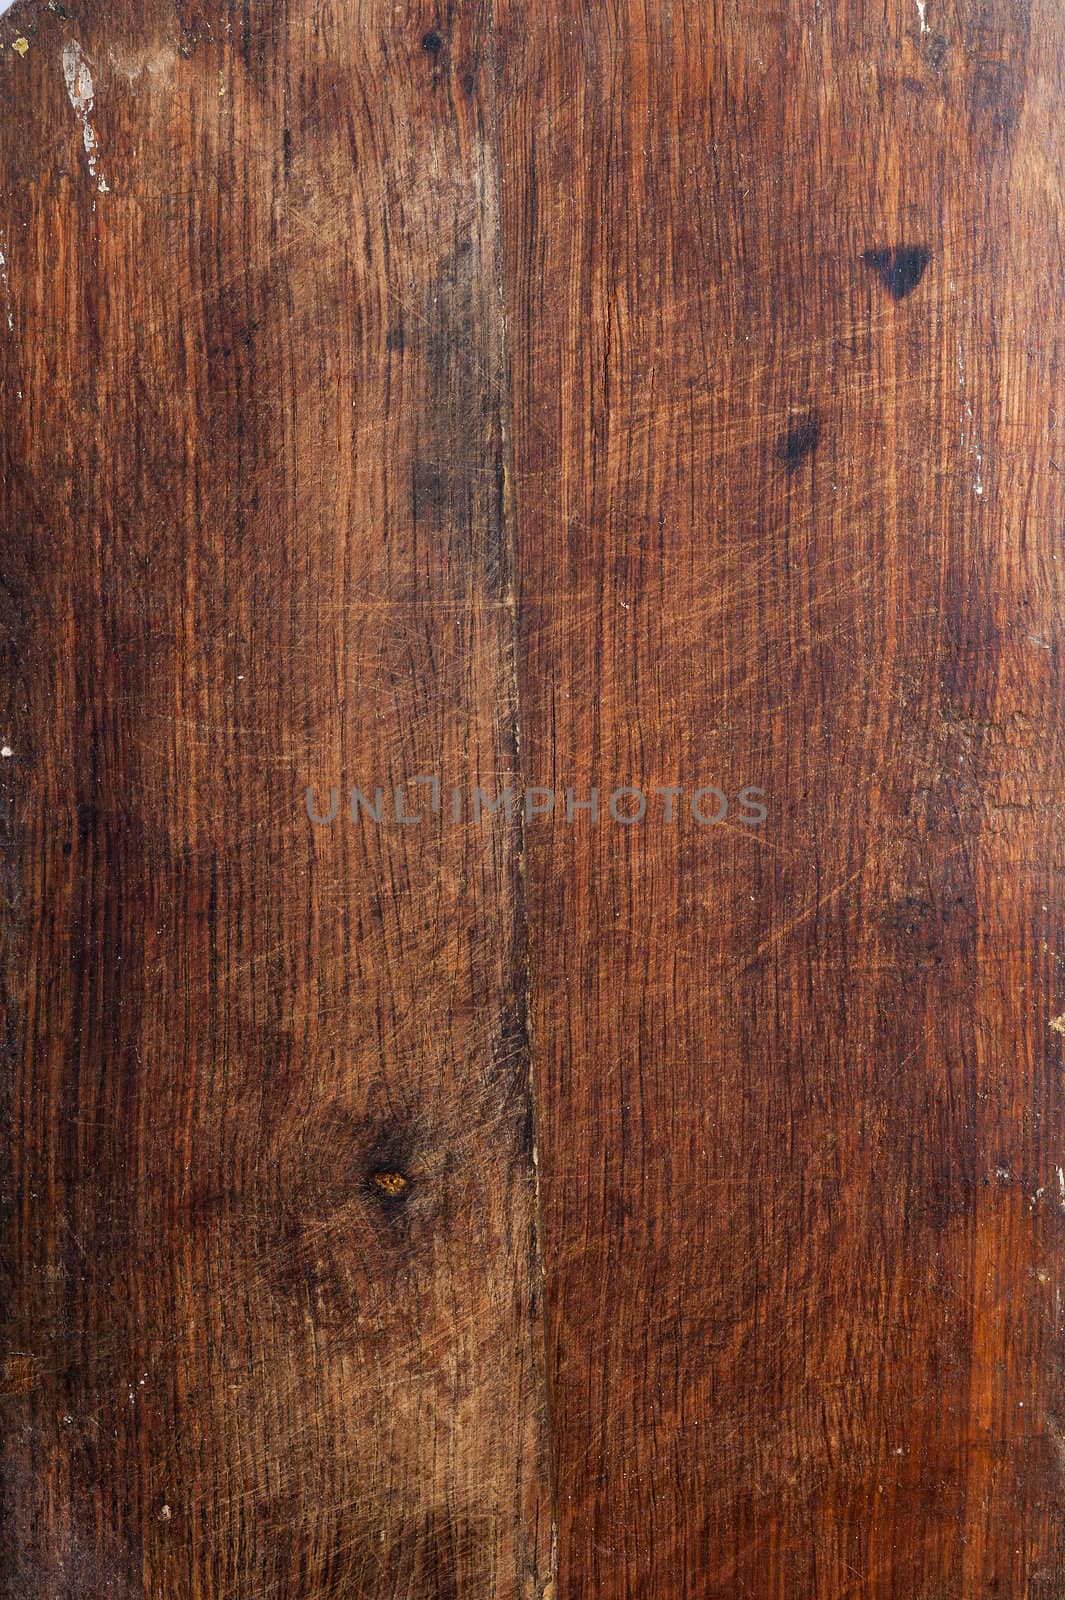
xmin=482 ymin=2 xmax=560 ymax=1589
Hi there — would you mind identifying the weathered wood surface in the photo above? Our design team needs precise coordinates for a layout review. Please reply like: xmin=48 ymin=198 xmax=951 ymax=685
xmin=0 ymin=3 xmax=551 ymax=1596
xmin=498 ymin=1 xmax=1065 ymax=1594
xmin=4 ymin=0 xmax=1065 ymax=1595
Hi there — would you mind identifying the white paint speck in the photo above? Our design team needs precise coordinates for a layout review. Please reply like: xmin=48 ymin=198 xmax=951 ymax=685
xmin=916 ymin=0 xmax=930 ymax=32
xmin=0 ymin=236 xmax=13 ymax=334
xmin=62 ymin=40 xmax=108 ymax=197
xmin=1057 ymin=1166 xmax=1065 ymax=1207
xmin=0 ymin=746 xmax=12 ymax=759
xmin=1051 ymin=1015 xmax=1065 ymax=1035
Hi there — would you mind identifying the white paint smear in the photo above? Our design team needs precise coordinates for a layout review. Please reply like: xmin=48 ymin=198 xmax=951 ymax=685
xmin=0 ymin=234 xmax=14 ymax=334
xmin=62 ymin=40 xmax=109 ymax=195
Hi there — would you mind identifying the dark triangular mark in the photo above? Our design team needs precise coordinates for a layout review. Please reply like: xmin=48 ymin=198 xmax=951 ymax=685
xmin=777 ymin=416 xmax=821 ymax=472
xmin=863 ymin=245 xmax=931 ymax=301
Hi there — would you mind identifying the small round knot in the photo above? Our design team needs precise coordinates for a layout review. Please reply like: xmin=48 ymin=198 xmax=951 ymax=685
xmin=370 ymin=1169 xmax=409 ymax=1198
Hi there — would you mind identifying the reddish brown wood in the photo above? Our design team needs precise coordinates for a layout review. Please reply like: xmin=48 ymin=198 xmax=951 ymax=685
xmin=496 ymin=0 xmax=1065 ymax=1594
xmin=5 ymin=0 xmax=1065 ymax=1594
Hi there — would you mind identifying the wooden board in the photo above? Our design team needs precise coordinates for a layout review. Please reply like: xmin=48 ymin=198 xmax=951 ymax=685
xmin=3 ymin=0 xmax=1065 ymax=1595
xmin=495 ymin=0 xmax=1065 ymax=1594
xmin=0 ymin=3 xmax=552 ymax=1596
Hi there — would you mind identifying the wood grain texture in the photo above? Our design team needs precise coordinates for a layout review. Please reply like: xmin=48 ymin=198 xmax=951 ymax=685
xmin=495 ymin=0 xmax=1065 ymax=1596
xmin=0 ymin=2 xmax=552 ymax=1596
xmin=4 ymin=0 xmax=1065 ymax=1595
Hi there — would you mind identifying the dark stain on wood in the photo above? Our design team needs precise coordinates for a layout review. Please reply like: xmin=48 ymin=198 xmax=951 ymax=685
xmin=778 ymin=415 xmax=821 ymax=471
xmin=863 ymin=245 xmax=932 ymax=301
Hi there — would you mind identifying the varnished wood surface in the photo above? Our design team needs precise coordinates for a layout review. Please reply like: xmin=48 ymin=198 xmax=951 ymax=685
xmin=3 ymin=0 xmax=1065 ymax=1595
